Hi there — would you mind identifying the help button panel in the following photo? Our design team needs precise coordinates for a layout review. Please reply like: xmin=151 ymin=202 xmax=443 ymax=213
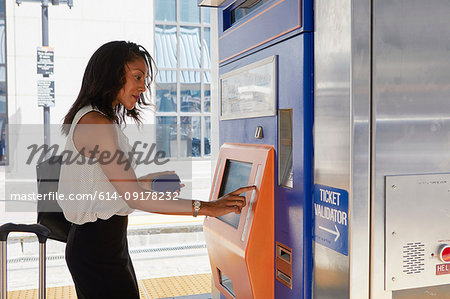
xmin=436 ymin=264 xmax=450 ymax=276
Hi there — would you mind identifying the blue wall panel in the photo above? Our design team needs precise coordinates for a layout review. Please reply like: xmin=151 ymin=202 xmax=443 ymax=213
xmin=218 ymin=0 xmax=305 ymax=64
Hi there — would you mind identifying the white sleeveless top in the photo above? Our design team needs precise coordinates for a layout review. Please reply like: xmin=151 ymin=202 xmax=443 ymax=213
xmin=58 ymin=105 xmax=135 ymax=224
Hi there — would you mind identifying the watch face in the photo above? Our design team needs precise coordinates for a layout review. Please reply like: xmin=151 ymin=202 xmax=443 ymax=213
xmin=194 ymin=201 xmax=201 ymax=209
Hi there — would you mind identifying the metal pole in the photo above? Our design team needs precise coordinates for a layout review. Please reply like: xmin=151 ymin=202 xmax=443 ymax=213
xmin=38 ymin=243 xmax=46 ymax=299
xmin=41 ymin=0 xmax=50 ymax=156
xmin=41 ymin=0 xmax=49 ymax=46
xmin=41 ymin=1 xmax=50 ymax=292
xmin=1 ymin=241 xmax=7 ymax=299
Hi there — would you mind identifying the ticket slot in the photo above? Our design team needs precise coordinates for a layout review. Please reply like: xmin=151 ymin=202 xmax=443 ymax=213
xmin=276 ymin=242 xmax=292 ymax=289
xmin=219 ymin=268 xmax=236 ymax=298
xmin=277 ymin=270 xmax=292 ymax=289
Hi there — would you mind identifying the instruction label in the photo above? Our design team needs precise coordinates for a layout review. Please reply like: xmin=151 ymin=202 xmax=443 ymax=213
xmin=313 ymin=184 xmax=348 ymax=255
xmin=37 ymin=46 xmax=54 ymax=76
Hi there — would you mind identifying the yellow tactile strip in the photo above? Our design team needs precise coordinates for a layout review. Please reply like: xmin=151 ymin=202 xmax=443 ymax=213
xmin=139 ymin=273 xmax=211 ymax=298
xmin=6 ymin=273 xmax=211 ymax=299
xmin=7 ymin=285 xmax=77 ymax=299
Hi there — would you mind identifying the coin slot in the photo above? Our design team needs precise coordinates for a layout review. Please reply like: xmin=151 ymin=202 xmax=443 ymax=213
xmin=277 ymin=245 xmax=292 ymax=264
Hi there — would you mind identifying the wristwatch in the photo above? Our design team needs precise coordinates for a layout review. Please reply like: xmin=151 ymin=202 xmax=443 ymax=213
xmin=193 ymin=200 xmax=201 ymax=217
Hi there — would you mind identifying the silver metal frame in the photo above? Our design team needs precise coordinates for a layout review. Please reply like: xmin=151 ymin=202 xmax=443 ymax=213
xmin=0 ymin=240 xmax=47 ymax=299
xmin=1 ymin=241 xmax=6 ymax=299
xmin=314 ymin=0 xmax=369 ymax=296
xmin=371 ymin=1 xmax=450 ymax=297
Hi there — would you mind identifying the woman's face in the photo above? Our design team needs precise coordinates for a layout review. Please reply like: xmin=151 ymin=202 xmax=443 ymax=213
xmin=113 ymin=57 xmax=148 ymax=110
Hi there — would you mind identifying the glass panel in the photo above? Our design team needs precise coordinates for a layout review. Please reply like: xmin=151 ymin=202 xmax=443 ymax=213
xmin=0 ymin=20 xmax=5 ymax=64
xmin=1 ymin=5 xmax=7 ymax=166
xmin=179 ymin=26 xmax=201 ymax=69
xmin=180 ymin=71 xmax=201 ymax=112
xmin=0 ymin=0 xmax=4 ymax=16
xmin=155 ymin=25 xmax=177 ymax=68
xmin=0 ymin=82 xmax=5 ymax=98
xmin=231 ymin=0 xmax=270 ymax=25
xmin=180 ymin=0 xmax=200 ymax=23
xmin=0 ymin=66 xmax=5 ymax=83
xmin=217 ymin=160 xmax=252 ymax=228
xmin=203 ymin=71 xmax=211 ymax=84
xmin=155 ymin=0 xmax=176 ymax=22
xmin=278 ymin=109 xmax=293 ymax=188
xmin=204 ymin=72 xmax=211 ymax=112
xmin=180 ymin=116 xmax=201 ymax=157
xmin=203 ymin=28 xmax=211 ymax=68
xmin=204 ymin=116 xmax=211 ymax=156
xmin=156 ymin=83 xmax=177 ymax=112
xmin=156 ymin=116 xmax=177 ymax=158
xmin=156 ymin=69 xmax=177 ymax=85
xmin=0 ymin=112 xmax=6 ymax=165
xmin=202 ymin=7 xmax=210 ymax=24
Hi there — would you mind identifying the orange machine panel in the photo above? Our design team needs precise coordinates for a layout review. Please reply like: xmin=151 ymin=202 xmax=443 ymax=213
xmin=203 ymin=143 xmax=274 ymax=299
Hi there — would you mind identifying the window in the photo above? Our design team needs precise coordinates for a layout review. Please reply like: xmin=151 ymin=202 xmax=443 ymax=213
xmin=0 ymin=0 xmax=7 ymax=165
xmin=154 ymin=0 xmax=211 ymax=158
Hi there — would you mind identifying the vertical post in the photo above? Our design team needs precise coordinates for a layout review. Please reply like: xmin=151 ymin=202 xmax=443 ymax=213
xmin=0 ymin=241 xmax=7 ymax=299
xmin=40 ymin=2 xmax=50 ymax=294
xmin=41 ymin=0 xmax=50 ymax=156
xmin=38 ymin=242 xmax=46 ymax=299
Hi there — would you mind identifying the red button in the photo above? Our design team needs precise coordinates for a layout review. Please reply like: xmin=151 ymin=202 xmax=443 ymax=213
xmin=440 ymin=245 xmax=450 ymax=262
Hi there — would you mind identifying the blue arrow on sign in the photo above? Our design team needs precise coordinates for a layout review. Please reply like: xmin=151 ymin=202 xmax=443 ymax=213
xmin=313 ymin=184 xmax=348 ymax=256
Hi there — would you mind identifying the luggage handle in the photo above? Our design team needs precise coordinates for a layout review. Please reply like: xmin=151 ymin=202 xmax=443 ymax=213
xmin=1 ymin=223 xmax=50 ymax=299
xmin=0 ymin=223 xmax=50 ymax=243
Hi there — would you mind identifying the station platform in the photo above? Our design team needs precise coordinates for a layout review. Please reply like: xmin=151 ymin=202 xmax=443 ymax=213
xmin=3 ymin=213 xmax=212 ymax=299
xmin=7 ymin=273 xmax=212 ymax=299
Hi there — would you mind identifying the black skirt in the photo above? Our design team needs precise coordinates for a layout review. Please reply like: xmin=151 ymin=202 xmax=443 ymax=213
xmin=65 ymin=215 xmax=140 ymax=299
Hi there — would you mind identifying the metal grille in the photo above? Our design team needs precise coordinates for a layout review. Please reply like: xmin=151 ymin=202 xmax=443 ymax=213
xmin=402 ymin=242 xmax=425 ymax=274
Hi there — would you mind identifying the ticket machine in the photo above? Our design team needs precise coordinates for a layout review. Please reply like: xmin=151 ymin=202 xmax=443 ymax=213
xmin=199 ymin=0 xmax=314 ymax=298
xmin=203 ymin=143 xmax=274 ymax=299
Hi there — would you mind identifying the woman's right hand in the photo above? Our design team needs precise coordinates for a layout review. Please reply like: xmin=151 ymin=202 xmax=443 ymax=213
xmin=200 ymin=186 xmax=256 ymax=217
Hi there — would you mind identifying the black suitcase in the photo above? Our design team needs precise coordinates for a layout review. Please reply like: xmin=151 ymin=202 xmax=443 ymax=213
xmin=0 ymin=155 xmax=70 ymax=299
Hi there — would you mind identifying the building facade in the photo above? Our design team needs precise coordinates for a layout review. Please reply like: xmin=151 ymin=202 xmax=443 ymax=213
xmin=0 ymin=0 xmax=217 ymax=166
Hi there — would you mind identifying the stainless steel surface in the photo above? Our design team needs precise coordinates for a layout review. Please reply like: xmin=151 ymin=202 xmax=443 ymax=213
xmin=385 ymin=174 xmax=450 ymax=291
xmin=39 ymin=243 xmax=46 ymax=299
xmin=392 ymin=284 xmax=450 ymax=299
xmin=1 ymin=241 xmax=6 ymax=299
xmin=372 ymin=0 xmax=450 ymax=297
xmin=349 ymin=0 xmax=372 ymax=296
xmin=314 ymin=0 xmax=352 ymax=297
xmin=316 ymin=0 xmax=450 ymax=297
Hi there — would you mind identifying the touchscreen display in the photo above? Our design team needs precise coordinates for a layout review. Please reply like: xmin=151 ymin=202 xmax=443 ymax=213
xmin=217 ymin=159 xmax=253 ymax=228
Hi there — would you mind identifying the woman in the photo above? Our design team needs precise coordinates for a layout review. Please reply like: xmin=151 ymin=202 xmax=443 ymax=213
xmin=58 ymin=41 xmax=252 ymax=299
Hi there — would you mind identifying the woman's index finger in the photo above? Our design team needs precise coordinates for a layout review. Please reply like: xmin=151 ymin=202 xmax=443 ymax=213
xmin=230 ymin=185 xmax=256 ymax=195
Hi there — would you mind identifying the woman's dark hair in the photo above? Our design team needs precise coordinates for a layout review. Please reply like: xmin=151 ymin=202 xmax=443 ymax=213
xmin=61 ymin=41 xmax=156 ymax=135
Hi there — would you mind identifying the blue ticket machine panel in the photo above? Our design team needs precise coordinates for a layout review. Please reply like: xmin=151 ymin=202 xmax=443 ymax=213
xmin=207 ymin=0 xmax=314 ymax=298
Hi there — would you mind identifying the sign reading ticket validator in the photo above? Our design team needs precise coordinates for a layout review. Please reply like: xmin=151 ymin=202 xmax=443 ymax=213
xmin=313 ymin=184 xmax=349 ymax=255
